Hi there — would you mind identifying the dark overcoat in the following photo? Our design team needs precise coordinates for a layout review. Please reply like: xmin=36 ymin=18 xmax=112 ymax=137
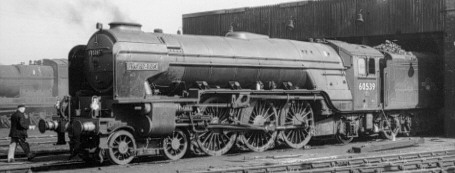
xmin=8 ymin=111 xmax=30 ymax=138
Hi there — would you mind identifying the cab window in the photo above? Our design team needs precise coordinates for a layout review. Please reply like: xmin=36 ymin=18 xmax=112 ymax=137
xmin=368 ymin=58 xmax=375 ymax=75
xmin=358 ymin=58 xmax=366 ymax=76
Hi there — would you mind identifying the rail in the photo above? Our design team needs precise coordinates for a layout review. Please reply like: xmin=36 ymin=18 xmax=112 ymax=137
xmin=179 ymin=150 xmax=455 ymax=173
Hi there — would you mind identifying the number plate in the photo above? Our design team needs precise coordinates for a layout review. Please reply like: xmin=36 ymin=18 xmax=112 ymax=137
xmin=126 ymin=62 xmax=159 ymax=71
xmin=87 ymin=49 xmax=103 ymax=57
xmin=359 ymin=82 xmax=376 ymax=91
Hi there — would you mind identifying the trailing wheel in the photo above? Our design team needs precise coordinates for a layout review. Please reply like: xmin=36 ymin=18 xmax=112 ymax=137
xmin=162 ymin=129 xmax=189 ymax=160
xmin=335 ymin=119 xmax=354 ymax=144
xmin=239 ymin=100 xmax=277 ymax=152
xmin=279 ymin=100 xmax=314 ymax=149
xmin=379 ymin=115 xmax=400 ymax=140
xmin=196 ymin=97 xmax=237 ymax=156
xmin=107 ymin=130 xmax=136 ymax=165
xmin=335 ymin=134 xmax=354 ymax=144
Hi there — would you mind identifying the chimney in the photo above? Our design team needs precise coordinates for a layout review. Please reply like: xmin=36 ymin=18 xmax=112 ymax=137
xmin=108 ymin=22 xmax=142 ymax=31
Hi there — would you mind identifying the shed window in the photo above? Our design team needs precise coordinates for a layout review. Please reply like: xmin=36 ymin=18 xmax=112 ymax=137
xmin=358 ymin=58 xmax=366 ymax=76
xmin=368 ymin=58 xmax=375 ymax=75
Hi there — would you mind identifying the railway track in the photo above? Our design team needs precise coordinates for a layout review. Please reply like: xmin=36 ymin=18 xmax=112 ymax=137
xmin=0 ymin=156 xmax=175 ymax=172
xmin=0 ymin=135 xmax=56 ymax=141
xmin=180 ymin=150 xmax=455 ymax=173
xmin=0 ymin=135 xmax=60 ymax=147
xmin=0 ymin=135 xmax=68 ymax=160
xmin=0 ymin=160 xmax=85 ymax=173
xmin=0 ymin=144 xmax=453 ymax=173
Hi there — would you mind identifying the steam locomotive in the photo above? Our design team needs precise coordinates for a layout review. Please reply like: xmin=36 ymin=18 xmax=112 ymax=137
xmin=0 ymin=59 xmax=67 ymax=128
xmin=40 ymin=22 xmax=441 ymax=165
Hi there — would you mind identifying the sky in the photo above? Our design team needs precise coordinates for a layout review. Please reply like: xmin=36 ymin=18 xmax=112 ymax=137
xmin=0 ymin=0 xmax=299 ymax=65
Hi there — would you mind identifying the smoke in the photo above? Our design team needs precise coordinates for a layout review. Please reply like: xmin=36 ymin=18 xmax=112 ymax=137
xmin=0 ymin=0 xmax=136 ymax=65
xmin=65 ymin=0 xmax=135 ymax=26
xmin=12 ymin=0 xmax=135 ymax=28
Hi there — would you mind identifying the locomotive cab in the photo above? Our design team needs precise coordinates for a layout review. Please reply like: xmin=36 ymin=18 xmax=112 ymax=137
xmin=327 ymin=40 xmax=383 ymax=111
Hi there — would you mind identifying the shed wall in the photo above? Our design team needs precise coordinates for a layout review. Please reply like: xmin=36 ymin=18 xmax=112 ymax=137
xmin=183 ymin=0 xmax=444 ymax=39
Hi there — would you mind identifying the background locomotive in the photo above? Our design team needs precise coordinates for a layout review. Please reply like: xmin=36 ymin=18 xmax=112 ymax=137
xmin=0 ymin=59 xmax=68 ymax=128
xmin=40 ymin=22 xmax=441 ymax=165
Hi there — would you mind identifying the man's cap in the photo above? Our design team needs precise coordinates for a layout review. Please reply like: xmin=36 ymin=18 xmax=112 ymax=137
xmin=17 ymin=104 xmax=26 ymax=108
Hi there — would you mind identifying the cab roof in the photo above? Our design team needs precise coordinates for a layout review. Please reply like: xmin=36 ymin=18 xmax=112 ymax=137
xmin=327 ymin=40 xmax=384 ymax=58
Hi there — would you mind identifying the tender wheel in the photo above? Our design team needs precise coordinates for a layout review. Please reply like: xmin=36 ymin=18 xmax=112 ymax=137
xmin=239 ymin=100 xmax=277 ymax=152
xmin=107 ymin=130 xmax=136 ymax=165
xmin=399 ymin=113 xmax=412 ymax=137
xmin=196 ymin=97 xmax=237 ymax=156
xmin=379 ymin=115 xmax=400 ymax=140
xmin=162 ymin=129 xmax=189 ymax=160
xmin=279 ymin=100 xmax=314 ymax=149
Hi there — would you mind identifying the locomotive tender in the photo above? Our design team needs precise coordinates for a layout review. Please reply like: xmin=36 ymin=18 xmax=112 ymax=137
xmin=42 ymin=22 xmax=440 ymax=165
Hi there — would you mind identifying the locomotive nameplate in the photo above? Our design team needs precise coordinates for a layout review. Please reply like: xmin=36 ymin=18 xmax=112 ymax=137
xmin=126 ymin=62 xmax=159 ymax=71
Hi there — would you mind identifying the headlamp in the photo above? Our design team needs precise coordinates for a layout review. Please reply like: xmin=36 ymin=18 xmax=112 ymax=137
xmin=91 ymin=96 xmax=101 ymax=111
xmin=55 ymin=99 xmax=61 ymax=109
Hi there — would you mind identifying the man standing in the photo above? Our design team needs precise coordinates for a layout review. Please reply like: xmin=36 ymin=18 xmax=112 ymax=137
xmin=55 ymin=96 xmax=69 ymax=145
xmin=7 ymin=105 xmax=35 ymax=163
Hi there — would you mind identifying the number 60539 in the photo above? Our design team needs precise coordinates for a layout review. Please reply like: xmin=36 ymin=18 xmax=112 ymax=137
xmin=359 ymin=83 xmax=375 ymax=90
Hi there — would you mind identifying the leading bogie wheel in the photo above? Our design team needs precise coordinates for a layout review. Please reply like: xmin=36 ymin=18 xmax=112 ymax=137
xmin=107 ymin=130 xmax=137 ymax=165
xmin=162 ymin=129 xmax=189 ymax=160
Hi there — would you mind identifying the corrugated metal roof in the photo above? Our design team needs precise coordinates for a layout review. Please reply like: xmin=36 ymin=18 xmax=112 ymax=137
xmin=327 ymin=40 xmax=383 ymax=57
xmin=183 ymin=8 xmax=247 ymax=19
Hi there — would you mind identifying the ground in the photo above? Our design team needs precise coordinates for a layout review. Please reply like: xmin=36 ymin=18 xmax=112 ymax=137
xmin=0 ymin=128 xmax=67 ymax=157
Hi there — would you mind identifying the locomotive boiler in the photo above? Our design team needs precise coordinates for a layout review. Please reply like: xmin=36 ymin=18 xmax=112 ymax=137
xmin=43 ymin=22 xmax=440 ymax=165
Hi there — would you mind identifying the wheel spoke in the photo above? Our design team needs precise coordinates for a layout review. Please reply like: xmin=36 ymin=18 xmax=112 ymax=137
xmin=202 ymin=132 xmax=212 ymax=145
xmin=216 ymin=134 xmax=222 ymax=150
xmin=210 ymin=134 xmax=216 ymax=150
xmin=294 ymin=130 xmax=300 ymax=143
